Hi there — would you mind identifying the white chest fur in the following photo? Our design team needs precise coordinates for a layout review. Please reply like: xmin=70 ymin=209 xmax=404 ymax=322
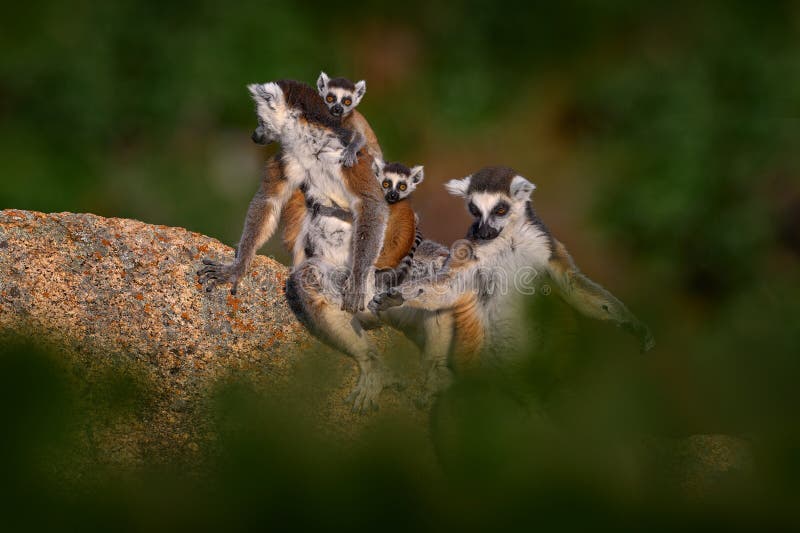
xmin=281 ymin=129 xmax=359 ymax=268
xmin=471 ymin=222 xmax=552 ymax=360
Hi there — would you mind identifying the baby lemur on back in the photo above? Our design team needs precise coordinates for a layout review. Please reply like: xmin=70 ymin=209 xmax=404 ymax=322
xmin=371 ymin=166 xmax=655 ymax=376
xmin=375 ymin=162 xmax=425 ymax=286
xmin=254 ymin=72 xmax=420 ymax=284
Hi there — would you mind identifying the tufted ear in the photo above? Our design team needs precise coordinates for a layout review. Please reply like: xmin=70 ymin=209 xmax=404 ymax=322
xmin=247 ymin=83 xmax=276 ymax=110
xmin=353 ymin=80 xmax=366 ymax=105
xmin=316 ymin=71 xmax=329 ymax=95
xmin=444 ymin=176 xmax=471 ymax=197
xmin=409 ymin=165 xmax=424 ymax=184
xmin=510 ymin=175 xmax=536 ymax=200
xmin=247 ymin=83 xmax=263 ymax=99
xmin=372 ymin=157 xmax=384 ymax=180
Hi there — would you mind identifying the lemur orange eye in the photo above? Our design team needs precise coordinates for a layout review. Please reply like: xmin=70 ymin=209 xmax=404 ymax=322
xmin=343 ymin=98 xmax=352 ymax=106
xmin=326 ymin=94 xmax=334 ymax=103
xmin=399 ymin=183 xmax=407 ymax=191
xmin=382 ymin=180 xmax=390 ymax=188
xmin=495 ymin=207 xmax=506 ymax=215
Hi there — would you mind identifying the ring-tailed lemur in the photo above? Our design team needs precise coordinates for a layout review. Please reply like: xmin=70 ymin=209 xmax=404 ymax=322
xmin=370 ymin=166 xmax=655 ymax=372
xmin=198 ymin=79 xmax=395 ymax=412
xmin=278 ymin=72 xmax=385 ymax=267
xmin=374 ymin=162 xmax=426 ymax=288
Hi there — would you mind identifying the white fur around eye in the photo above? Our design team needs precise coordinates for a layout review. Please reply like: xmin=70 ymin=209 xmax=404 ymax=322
xmin=444 ymin=176 xmax=471 ymax=197
xmin=470 ymin=192 xmax=506 ymax=221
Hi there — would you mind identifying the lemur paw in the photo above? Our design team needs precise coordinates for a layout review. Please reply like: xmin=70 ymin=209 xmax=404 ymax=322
xmin=416 ymin=365 xmax=453 ymax=410
xmin=341 ymin=287 xmax=366 ymax=314
xmin=346 ymin=368 xmax=383 ymax=413
xmin=340 ymin=149 xmax=359 ymax=168
xmin=197 ymin=259 xmax=244 ymax=295
xmin=620 ymin=320 xmax=655 ymax=353
xmin=374 ymin=268 xmax=398 ymax=292
xmin=368 ymin=287 xmax=405 ymax=313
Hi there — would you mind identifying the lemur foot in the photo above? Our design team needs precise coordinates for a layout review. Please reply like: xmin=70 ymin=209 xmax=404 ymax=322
xmin=368 ymin=287 xmax=405 ymax=313
xmin=346 ymin=361 xmax=404 ymax=413
xmin=347 ymin=364 xmax=383 ymax=413
xmin=341 ymin=287 xmax=367 ymax=314
xmin=416 ymin=364 xmax=453 ymax=410
xmin=197 ymin=259 xmax=245 ymax=295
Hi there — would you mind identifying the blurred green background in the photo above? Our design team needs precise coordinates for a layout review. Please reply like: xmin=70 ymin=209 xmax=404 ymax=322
xmin=2 ymin=0 xmax=800 ymax=529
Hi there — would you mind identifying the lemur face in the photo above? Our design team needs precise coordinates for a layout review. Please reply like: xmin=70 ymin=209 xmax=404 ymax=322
xmin=247 ymin=82 xmax=290 ymax=143
xmin=445 ymin=166 xmax=536 ymax=241
xmin=317 ymin=71 xmax=366 ymax=118
xmin=378 ymin=163 xmax=424 ymax=204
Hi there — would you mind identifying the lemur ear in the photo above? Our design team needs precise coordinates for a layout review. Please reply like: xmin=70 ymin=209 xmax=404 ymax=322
xmin=354 ymin=80 xmax=366 ymax=103
xmin=409 ymin=165 xmax=425 ymax=184
xmin=510 ymin=175 xmax=536 ymax=200
xmin=247 ymin=83 xmax=276 ymax=110
xmin=444 ymin=176 xmax=471 ymax=197
xmin=317 ymin=72 xmax=329 ymax=95
xmin=372 ymin=157 xmax=384 ymax=179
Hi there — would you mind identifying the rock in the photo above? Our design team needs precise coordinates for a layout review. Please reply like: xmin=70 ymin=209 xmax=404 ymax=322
xmin=0 ymin=210 xmax=751 ymax=493
xmin=0 ymin=209 xmax=420 ymax=465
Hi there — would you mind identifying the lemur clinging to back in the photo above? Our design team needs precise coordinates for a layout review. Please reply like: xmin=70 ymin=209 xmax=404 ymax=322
xmin=256 ymin=72 xmax=421 ymax=287
xmin=252 ymin=72 xmax=381 ymax=267
xmin=198 ymin=79 xmax=404 ymax=412
xmin=371 ymin=166 xmax=655 ymax=374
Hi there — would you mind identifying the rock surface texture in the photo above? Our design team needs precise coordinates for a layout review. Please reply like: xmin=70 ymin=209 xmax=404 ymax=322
xmin=0 ymin=209 xmax=749 ymax=490
xmin=0 ymin=209 xmax=414 ymax=464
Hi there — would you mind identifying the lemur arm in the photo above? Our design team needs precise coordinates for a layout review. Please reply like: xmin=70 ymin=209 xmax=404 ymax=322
xmin=340 ymin=130 xmax=366 ymax=168
xmin=347 ymin=110 xmax=383 ymax=162
xmin=370 ymin=239 xmax=479 ymax=313
xmin=198 ymin=154 xmax=298 ymax=294
xmin=340 ymin=153 xmax=389 ymax=313
xmin=546 ymin=239 xmax=655 ymax=352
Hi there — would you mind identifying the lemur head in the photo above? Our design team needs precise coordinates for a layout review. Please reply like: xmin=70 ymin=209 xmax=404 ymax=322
xmin=445 ymin=166 xmax=536 ymax=241
xmin=317 ymin=72 xmax=366 ymax=118
xmin=378 ymin=162 xmax=424 ymax=204
xmin=248 ymin=79 xmax=341 ymax=144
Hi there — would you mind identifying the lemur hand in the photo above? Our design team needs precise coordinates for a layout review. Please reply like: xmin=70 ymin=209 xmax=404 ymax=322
xmin=340 ymin=147 xmax=360 ymax=168
xmin=620 ymin=319 xmax=655 ymax=353
xmin=197 ymin=259 xmax=246 ymax=295
xmin=368 ymin=287 xmax=405 ymax=313
xmin=340 ymin=131 xmax=366 ymax=168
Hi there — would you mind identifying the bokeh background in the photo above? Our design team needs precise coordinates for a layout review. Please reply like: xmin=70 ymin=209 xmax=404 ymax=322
xmin=2 ymin=0 xmax=800 ymax=529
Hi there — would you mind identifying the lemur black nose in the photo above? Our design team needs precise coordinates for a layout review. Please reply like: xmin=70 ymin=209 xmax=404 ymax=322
xmin=386 ymin=191 xmax=399 ymax=203
xmin=476 ymin=223 xmax=499 ymax=240
xmin=331 ymin=105 xmax=343 ymax=116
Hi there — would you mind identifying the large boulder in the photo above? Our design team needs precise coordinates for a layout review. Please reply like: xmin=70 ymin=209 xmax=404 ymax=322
xmin=0 ymin=209 xmax=418 ymax=464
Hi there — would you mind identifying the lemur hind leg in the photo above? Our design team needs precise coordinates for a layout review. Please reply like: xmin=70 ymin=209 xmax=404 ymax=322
xmin=286 ymin=258 xmax=394 ymax=413
xmin=378 ymin=306 xmax=455 ymax=408
xmin=419 ymin=310 xmax=455 ymax=407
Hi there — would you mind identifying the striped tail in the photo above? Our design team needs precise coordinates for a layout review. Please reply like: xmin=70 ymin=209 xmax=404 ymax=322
xmin=393 ymin=227 xmax=424 ymax=285
xmin=375 ymin=227 xmax=423 ymax=291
